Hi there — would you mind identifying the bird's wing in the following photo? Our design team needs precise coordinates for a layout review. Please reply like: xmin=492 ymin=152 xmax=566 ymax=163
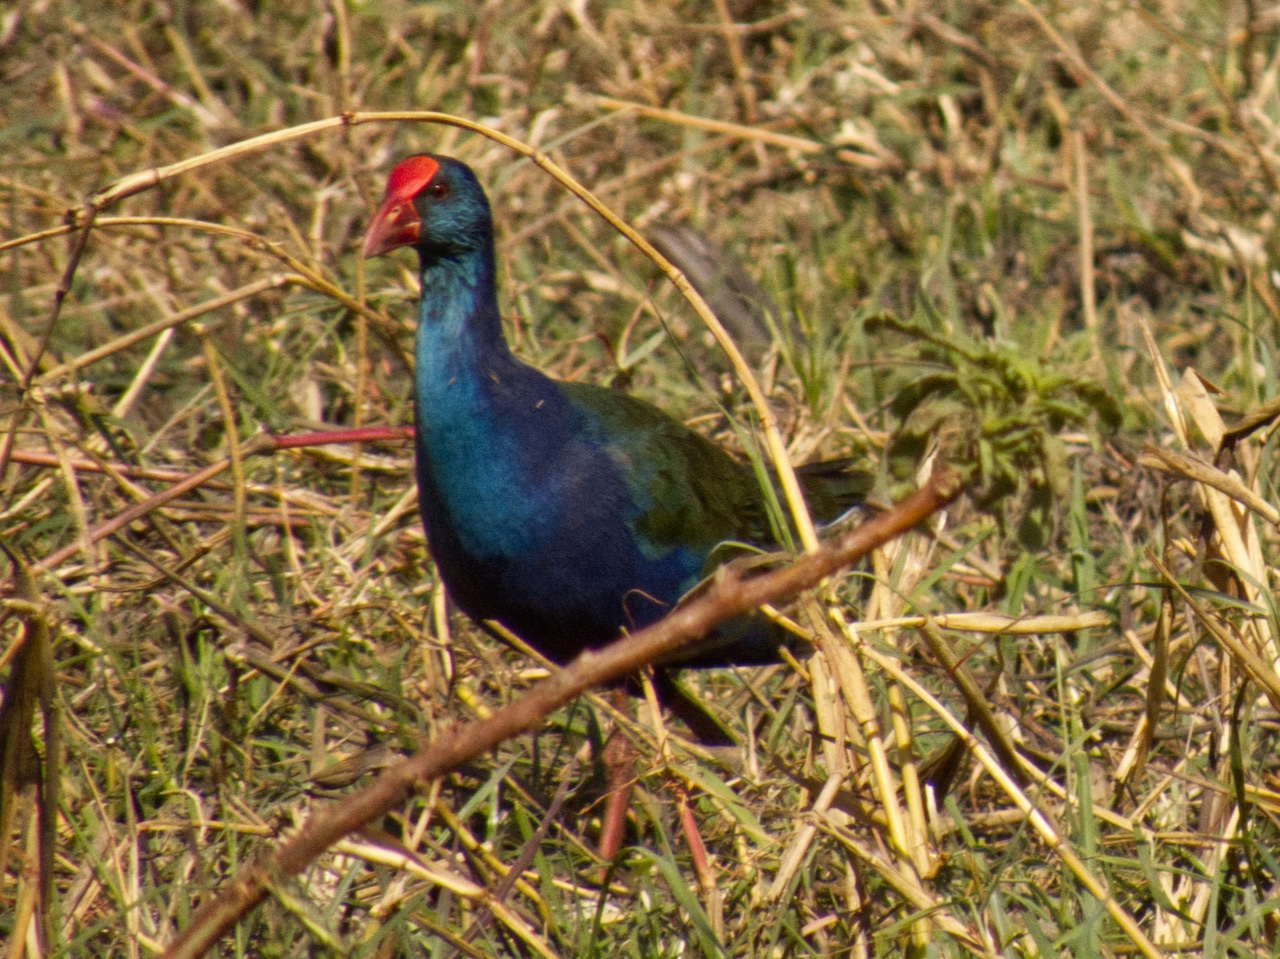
xmin=557 ymin=381 xmax=773 ymax=557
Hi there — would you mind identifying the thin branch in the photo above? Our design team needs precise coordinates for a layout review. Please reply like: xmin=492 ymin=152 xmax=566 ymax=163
xmin=0 ymin=204 xmax=98 ymax=487
xmin=160 ymin=468 xmax=965 ymax=959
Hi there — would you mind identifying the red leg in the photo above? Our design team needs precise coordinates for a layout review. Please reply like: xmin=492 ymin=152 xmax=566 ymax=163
xmin=597 ymin=688 xmax=639 ymax=860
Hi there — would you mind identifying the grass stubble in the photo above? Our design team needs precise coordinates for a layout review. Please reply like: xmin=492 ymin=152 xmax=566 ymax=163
xmin=4 ymin=1 xmax=1280 ymax=956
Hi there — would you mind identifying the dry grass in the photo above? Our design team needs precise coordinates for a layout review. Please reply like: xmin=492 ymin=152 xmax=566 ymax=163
xmin=5 ymin=1 xmax=1280 ymax=956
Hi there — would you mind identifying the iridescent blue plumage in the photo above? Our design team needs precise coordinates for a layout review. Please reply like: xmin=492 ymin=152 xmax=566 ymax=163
xmin=363 ymin=154 xmax=866 ymax=673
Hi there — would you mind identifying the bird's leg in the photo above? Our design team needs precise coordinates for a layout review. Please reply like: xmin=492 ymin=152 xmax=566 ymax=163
xmin=597 ymin=673 xmax=737 ymax=860
xmin=654 ymin=674 xmax=727 ymax=930
xmin=596 ymin=687 xmax=638 ymax=861
xmin=673 ymin=780 xmax=724 ymax=934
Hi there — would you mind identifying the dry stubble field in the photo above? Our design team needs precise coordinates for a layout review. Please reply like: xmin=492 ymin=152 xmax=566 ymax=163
xmin=4 ymin=1 xmax=1280 ymax=956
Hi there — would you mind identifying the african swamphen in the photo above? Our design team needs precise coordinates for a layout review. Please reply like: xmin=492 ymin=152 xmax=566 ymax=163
xmin=362 ymin=154 xmax=867 ymax=703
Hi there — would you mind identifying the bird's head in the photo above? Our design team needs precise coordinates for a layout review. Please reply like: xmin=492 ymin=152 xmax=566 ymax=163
xmin=362 ymin=154 xmax=492 ymax=260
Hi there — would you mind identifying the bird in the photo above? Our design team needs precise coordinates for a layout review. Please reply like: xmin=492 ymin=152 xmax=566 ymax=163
xmin=361 ymin=153 xmax=869 ymax=730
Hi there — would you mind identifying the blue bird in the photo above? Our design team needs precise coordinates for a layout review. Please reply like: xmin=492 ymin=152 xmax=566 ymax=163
xmin=362 ymin=154 xmax=867 ymax=723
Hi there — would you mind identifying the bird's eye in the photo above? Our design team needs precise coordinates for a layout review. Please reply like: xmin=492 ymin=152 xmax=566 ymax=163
xmin=428 ymin=181 xmax=449 ymax=200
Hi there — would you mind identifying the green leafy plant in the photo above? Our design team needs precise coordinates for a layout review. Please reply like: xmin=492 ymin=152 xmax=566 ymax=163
xmin=871 ymin=310 xmax=1121 ymax=548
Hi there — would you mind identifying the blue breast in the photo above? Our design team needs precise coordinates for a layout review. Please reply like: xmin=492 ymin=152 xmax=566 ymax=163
xmin=412 ymin=256 xmax=707 ymax=664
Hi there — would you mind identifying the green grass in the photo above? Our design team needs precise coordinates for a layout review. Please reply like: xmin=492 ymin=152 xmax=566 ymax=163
xmin=5 ymin=0 xmax=1280 ymax=955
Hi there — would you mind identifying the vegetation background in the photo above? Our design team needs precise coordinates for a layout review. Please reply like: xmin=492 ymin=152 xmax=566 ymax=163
xmin=3 ymin=0 xmax=1280 ymax=955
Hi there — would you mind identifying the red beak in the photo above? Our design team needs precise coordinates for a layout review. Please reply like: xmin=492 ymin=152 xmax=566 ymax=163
xmin=362 ymin=196 xmax=420 ymax=258
xmin=362 ymin=154 xmax=441 ymax=258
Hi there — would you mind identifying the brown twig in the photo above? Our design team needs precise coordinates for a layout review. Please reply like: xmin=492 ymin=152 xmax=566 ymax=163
xmin=0 ymin=204 xmax=98 ymax=489
xmin=160 ymin=468 xmax=964 ymax=959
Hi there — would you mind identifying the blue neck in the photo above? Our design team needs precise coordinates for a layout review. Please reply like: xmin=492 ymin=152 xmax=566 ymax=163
xmin=411 ymin=242 xmax=568 ymax=560
xmin=414 ymin=244 xmax=509 ymax=385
